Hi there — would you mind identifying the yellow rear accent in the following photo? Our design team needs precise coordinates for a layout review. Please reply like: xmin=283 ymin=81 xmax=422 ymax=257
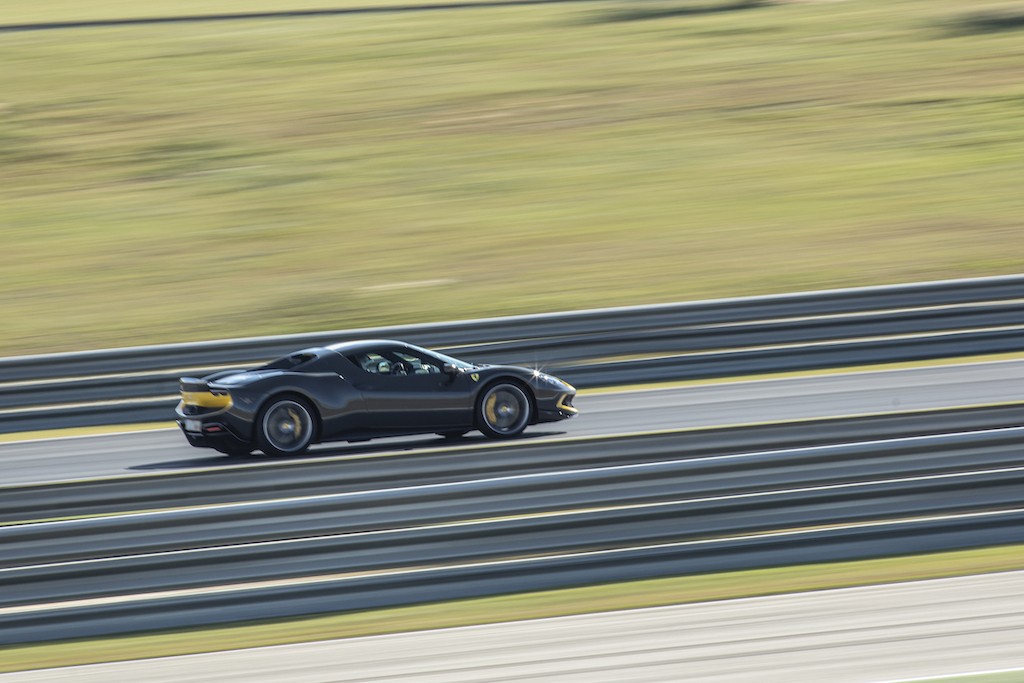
xmin=180 ymin=391 xmax=232 ymax=409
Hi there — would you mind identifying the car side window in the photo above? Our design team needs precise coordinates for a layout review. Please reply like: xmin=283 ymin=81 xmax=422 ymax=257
xmin=394 ymin=351 xmax=441 ymax=375
xmin=346 ymin=352 xmax=392 ymax=375
xmin=345 ymin=348 xmax=443 ymax=377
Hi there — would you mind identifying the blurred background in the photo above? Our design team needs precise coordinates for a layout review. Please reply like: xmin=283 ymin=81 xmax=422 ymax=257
xmin=2 ymin=0 xmax=1022 ymax=354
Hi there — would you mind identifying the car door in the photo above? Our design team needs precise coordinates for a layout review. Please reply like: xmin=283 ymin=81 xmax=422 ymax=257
xmin=344 ymin=345 xmax=471 ymax=432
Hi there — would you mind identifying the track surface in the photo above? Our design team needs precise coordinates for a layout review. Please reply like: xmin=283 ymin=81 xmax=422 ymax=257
xmin=3 ymin=360 xmax=1023 ymax=486
xmin=6 ymin=571 xmax=1022 ymax=682
xmin=3 ymin=360 xmax=1023 ymax=649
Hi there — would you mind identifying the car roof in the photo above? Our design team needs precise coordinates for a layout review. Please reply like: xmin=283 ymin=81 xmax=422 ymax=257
xmin=325 ymin=339 xmax=411 ymax=354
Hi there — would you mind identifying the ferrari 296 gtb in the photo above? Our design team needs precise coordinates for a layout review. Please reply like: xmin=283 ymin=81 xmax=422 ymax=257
xmin=176 ymin=339 xmax=577 ymax=456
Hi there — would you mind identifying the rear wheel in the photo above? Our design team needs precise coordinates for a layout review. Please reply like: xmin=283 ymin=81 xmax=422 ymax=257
xmin=257 ymin=397 xmax=316 ymax=456
xmin=476 ymin=382 xmax=531 ymax=439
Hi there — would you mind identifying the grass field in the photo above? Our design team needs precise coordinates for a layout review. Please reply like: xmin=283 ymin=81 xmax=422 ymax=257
xmin=2 ymin=0 xmax=1023 ymax=356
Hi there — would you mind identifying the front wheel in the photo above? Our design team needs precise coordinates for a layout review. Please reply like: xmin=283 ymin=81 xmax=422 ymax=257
xmin=257 ymin=397 xmax=316 ymax=456
xmin=476 ymin=383 xmax=532 ymax=439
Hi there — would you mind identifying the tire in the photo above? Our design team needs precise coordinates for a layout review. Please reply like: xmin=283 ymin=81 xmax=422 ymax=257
xmin=437 ymin=430 xmax=469 ymax=439
xmin=256 ymin=396 xmax=317 ymax=456
xmin=475 ymin=382 xmax=532 ymax=439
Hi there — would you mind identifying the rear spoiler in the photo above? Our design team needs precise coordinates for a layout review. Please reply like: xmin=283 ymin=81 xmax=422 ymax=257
xmin=179 ymin=376 xmax=232 ymax=408
xmin=179 ymin=377 xmax=211 ymax=394
xmin=179 ymin=367 xmax=243 ymax=392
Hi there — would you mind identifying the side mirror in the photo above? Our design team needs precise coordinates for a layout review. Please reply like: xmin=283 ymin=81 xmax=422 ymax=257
xmin=442 ymin=362 xmax=460 ymax=375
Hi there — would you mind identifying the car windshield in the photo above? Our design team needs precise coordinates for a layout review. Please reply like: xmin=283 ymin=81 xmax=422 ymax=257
xmin=427 ymin=349 xmax=476 ymax=370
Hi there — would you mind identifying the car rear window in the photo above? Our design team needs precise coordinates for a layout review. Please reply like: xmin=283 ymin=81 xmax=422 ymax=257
xmin=260 ymin=352 xmax=318 ymax=370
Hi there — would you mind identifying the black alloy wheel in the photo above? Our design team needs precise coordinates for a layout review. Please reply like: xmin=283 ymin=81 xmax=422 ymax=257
xmin=476 ymin=382 xmax=531 ymax=438
xmin=257 ymin=397 xmax=316 ymax=456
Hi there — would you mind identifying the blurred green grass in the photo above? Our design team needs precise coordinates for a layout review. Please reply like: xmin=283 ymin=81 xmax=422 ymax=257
xmin=2 ymin=0 xmax=1023 ymax=355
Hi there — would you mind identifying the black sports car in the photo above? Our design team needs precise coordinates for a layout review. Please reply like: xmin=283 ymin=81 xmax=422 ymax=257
xmin=176 ymin=339 xmax=577 ymax=456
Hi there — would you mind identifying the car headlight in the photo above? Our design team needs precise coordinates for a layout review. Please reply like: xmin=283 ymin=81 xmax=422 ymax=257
xmin=535 ymin=372 xmax=565 ymax=387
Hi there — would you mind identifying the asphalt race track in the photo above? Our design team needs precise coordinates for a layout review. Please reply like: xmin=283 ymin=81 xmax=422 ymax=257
xmin=3 ymin=360 xmax=1023 ymax=485
xmin=5 ymin=571 xmax=1023 ymax=682
xmin=2 ymin=358 xmax=1024 ymax=669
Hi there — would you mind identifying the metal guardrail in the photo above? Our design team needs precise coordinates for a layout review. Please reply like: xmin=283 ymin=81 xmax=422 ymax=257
xmin=5 ymin=423 xmax=1022 ymax=564
xmin=1 ymin=275 xmax=1023 ymax=433
xmin=3 ymin=403 xmax=1020 ymax=523
xmin=2 ymin=411 xmax=1022 ymax=643
xmin=8 ymin=510 xmax=1022 ymax=645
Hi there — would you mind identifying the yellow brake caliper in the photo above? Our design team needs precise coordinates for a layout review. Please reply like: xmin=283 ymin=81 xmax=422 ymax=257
xmin=287 ymin=408 xmax=303 ymax=438
xmin=485 ymin=394 xmax=499 ymax=424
